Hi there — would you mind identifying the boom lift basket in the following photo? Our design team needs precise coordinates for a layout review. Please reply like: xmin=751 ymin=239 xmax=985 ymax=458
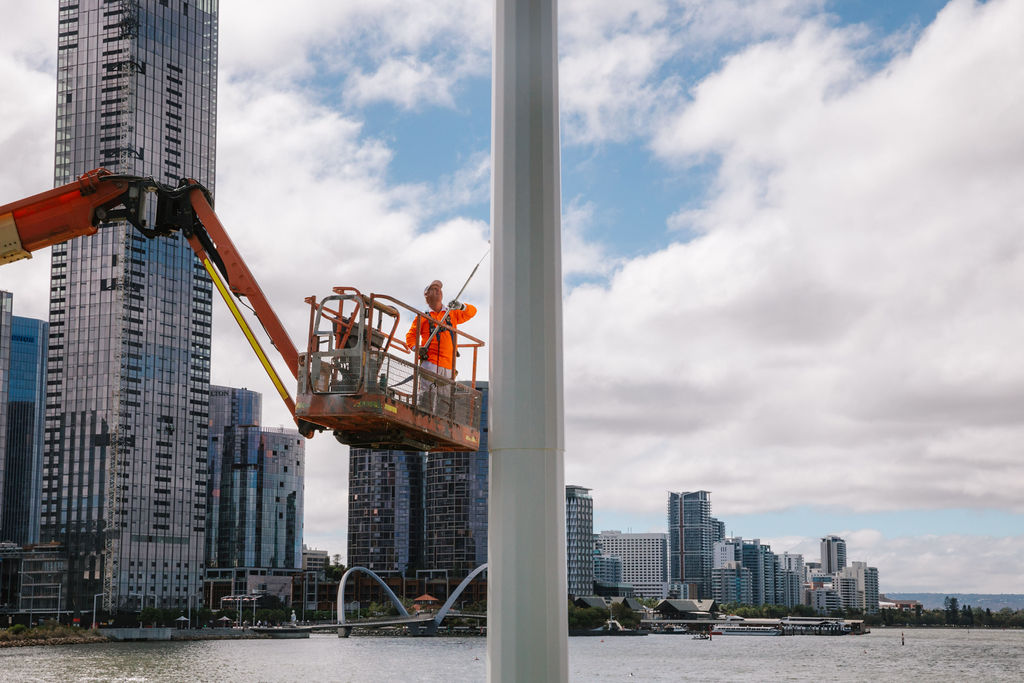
xmin=296 ymin=287 xmax=484 ymax=451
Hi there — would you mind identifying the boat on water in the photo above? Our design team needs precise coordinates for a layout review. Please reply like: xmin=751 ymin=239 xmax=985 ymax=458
xmin=711 ymin=624 xmax=782 ymax=636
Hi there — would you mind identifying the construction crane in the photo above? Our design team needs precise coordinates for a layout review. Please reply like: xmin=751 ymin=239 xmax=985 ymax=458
xmin=0 ymin=168 xmax=483 ymax=451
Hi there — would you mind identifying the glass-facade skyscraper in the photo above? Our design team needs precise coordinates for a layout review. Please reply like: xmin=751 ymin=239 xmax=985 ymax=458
xmin=0 ymin=292 xmax=10 ymax=541
xmin=565 ymin=484 xmax=594 ymax=597
xmin=0 ymin=307 xmax=48 ymax=547
xmin=347 ymin=450 xmax=425 ymax=575
xmin=207 ymin=385 xmax=260 ymax=567
xmin=206 ymin=386 xmax=304 ymax=572
xmin=44 ymin=0 xmax=218 ymax=613
xmin=668 ymin=490 xmax=723 ymax=599
xmin=423 ymin=382 xmax=489 ymax=577
xmin=347 ymin=383 xmax=490 ymax=579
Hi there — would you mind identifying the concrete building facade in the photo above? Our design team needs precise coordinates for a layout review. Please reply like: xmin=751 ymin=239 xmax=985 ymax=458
xmin=597 ymin=530 xmax=667 ymax=600
xmin=711 ymin=560 xmax=753 ymax=605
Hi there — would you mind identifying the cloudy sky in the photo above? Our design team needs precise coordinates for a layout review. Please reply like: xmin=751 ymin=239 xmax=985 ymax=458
xmin=2 ymin=0 xmax=1023 ymax=594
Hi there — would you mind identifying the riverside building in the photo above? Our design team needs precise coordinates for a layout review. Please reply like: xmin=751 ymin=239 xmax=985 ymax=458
xmin=565 ymin=485 xmax=594 ymax=597
xmin=43 ymin=0 xmax=219 ymax=614
xmin=597 ymin=530 xmax=668 ymax=599
xmin=821 ymin=535 xmax=847 ymax=574
xmin=667 ymin=490 xmax=723 ymax=599
xmin=423 ymin=382 xmax=489 ymax=578
xmin=347 ymin=449 xmax=425 ymax=575
xmin=0 ymin=295 xmax=48 ymax=547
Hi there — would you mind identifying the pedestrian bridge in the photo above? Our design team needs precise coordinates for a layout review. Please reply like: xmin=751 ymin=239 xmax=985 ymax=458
xmin=335 ymin=564 xmax=487 ymax=636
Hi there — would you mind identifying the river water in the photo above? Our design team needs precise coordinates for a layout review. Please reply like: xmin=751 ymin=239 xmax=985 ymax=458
xmin=1 ymin=628 xmax=1021 ymax=681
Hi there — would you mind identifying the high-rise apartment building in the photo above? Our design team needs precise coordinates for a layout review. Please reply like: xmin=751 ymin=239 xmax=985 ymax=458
xmin=0 ymin=292 xmax=9 ymax=530
xmin=207 ymin=385 xmax=260 ymax=567
xmin=423 ymin=382 xmax=488 ymax=577
xmin=594 ymin=553 xmax=623 ymax=584
xmin=713 ymin=537 xmax=742 ymax=569
xmin=821 ymin=535 xmax=847 ymax=574
xmin=0 ymin=305 xmax=48 ymax=546
xmin=711 ymin=560 xmax=753 ymax=605
xmin=565 ymin=485 xmax=594 ymax=597
xmin=740 ymin=539 xmax=772 ymax=606
xmin=347 ymin=450 xmax=425 ymax=575
xmin=596 ymin=530 xmax=668 ymax=599
xmin=44 ymin=0 xmax=218 ymax=612
xmin=212 ymin=424 xmax=304 ymax=569
xmin=835 ymin=561 xmax=880 ymax=614
xmin=667 ymin=490 xmax=721 ymax=598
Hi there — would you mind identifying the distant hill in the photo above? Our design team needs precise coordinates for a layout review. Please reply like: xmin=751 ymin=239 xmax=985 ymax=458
xmin=886 ymin=594 xmax=1024 ymax=611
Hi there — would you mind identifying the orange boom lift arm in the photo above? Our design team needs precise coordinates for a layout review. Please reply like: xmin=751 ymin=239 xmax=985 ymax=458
xmin=0 ymin=168 xmax=309 ymax=433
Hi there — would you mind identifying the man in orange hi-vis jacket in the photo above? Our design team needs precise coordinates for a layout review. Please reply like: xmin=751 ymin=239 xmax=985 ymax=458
xmin=406 ymin=279 xmax=477 ymax=411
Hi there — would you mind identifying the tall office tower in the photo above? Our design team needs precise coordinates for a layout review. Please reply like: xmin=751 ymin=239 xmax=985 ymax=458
xmin=596 ymin=530 xmax=668 ymax=600
xmin=423 ymin=382 xmax=488 ymax=576
xmin=347 ymin=450 xmax=425 ymax=574
xmin=667 ymin=490 xmax=713 ymax=598
xmin=1 ymin=311 xmax=49 ymax=546
xmin=564 ymin=485 xmax=594 ymax=597
xmin=820 ymin=535 xmax=847 ymax=574
xmin=44 ymin=1 xmax=218 ymax=613
xmin=207 ymin=385 xmax=260 ymax=567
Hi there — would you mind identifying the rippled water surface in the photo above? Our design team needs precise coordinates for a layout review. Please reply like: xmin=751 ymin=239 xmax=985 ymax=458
xmin=2 ymin=628 xmax=1021 ymax=681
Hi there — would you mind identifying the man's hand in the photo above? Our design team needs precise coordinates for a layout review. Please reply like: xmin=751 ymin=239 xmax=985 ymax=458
xmin=447 ymin=299 xmax=466 ymax=310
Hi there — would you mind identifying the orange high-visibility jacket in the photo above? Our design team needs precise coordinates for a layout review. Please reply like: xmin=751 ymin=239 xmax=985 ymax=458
xmin=406 ymin=305 xmax=477 ymax=370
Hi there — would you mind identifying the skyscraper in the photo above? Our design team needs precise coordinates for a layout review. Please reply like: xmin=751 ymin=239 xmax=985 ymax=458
xmin=0 ymin=292 xmax=10 ymax=542
xmin=347 ymin=449 xmax=425 ymax=575
xmin=667 ymin=490 xmax=720 ymax=598
xmin=0 ymin=306 xmax=48 ymax=546
xmin=44 ymin=0 xmax=218 ymax=613
xmin=207 ymin=385 xmax=260 ymax=568
xmin=740 ymin=538 xmax=771 ymax=606
xmin=423 ymin=382 xmax=489 ymax=576
xmin=206 ymin=386 xmax=302 ymax=570
xmin=821 ymin=535 xmax=847 ymax=574
xmin=565 ymin=485 xmax=594 ymax=597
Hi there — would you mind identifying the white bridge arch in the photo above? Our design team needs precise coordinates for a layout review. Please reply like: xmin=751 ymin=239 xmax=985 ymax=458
xmin=336 ymin=564 xmax=488 ymax=628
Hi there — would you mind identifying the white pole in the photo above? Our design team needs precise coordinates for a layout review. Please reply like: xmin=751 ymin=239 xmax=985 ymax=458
xmin=489 ymin=0 xmax=567 ymax=680
xmin=92 ymin=593 xmax=103 ymax=629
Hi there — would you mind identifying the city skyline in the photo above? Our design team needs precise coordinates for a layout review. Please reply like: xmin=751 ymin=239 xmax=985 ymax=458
xmin=1 ymin=1 xmax=1022 ymax=593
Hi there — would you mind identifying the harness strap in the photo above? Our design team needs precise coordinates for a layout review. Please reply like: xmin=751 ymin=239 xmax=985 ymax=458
xmin=425 ymin=310 xmax=460 ymax=361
